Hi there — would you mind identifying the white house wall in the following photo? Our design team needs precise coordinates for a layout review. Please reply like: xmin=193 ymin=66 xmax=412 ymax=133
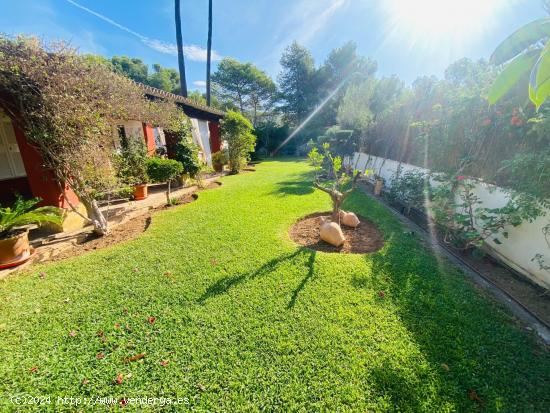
xmin=350 ymin=152 xmax=550 ymax=289
xmin=190 ymin=118 xmax=212 ymax=166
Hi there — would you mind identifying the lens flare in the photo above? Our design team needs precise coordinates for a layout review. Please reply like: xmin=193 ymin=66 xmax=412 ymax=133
xmin=383 ymin=0 xmax=508 ymax=51
xmin=273 ymin=79 xmax=348 ymax=155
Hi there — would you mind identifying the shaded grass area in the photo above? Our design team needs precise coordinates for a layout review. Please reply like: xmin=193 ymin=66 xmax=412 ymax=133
xmin=0 ymin=159 xmax=549 ymax=412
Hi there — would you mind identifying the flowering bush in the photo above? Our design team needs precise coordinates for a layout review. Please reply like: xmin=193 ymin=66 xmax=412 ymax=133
xmin=0 ymin=35 xmax=186 ymax=234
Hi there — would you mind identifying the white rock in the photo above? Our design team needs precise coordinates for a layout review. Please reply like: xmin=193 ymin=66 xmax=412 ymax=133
xmin=320 ymin=221 xmax=345 ymax=247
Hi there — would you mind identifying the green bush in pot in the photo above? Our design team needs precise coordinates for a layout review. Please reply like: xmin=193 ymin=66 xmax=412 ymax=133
xmin=0 ymin=197 xmax=63 ymax=265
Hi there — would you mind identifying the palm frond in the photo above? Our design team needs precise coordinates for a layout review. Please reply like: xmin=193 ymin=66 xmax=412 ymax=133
xmin=0 ymin=196 xmax=63 ymax=236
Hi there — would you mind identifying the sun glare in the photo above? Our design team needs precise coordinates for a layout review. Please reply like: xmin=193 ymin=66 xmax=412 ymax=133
xmin=385 ymin=0 xmax=506 ymax=48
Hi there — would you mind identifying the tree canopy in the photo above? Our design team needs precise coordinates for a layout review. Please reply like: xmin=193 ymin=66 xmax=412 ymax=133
xmin=212 ymin=58 xmax=276 ymax=124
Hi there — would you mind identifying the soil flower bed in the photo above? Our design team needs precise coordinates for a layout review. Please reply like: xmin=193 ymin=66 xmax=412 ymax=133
xmin=290 ymin=212 xmax=384 ymax=253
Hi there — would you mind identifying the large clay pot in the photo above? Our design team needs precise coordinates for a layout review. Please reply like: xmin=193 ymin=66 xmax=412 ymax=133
xmin=320 ymin=221 xmax=345 ymax=247
xmin=0 ymin=230 xmax=30 ymax=265
xmin=133 ymin=184 xmax=148 ymax=200
xmin=339 ymin=210 xmax=360 ymax=228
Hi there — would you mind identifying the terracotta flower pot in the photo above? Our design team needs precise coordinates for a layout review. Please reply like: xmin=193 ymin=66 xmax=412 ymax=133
xmin=133 ymin=184 xmax=148 ymax=200
xmin=0 ymin=230 xmax=30 ymax=265
xmin=374 ymin=179 xmax=383 ymax=196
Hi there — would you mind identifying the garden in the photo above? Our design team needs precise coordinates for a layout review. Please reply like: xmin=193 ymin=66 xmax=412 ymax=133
xmin=1 ymin=11 xmax=550 ymax=411
xmin=1 ymin=159 xmax=550 ymax=411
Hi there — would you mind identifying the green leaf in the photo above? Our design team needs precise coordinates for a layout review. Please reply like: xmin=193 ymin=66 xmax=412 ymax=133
xmin=488 ymin=49 xmax=540 ymax=104
xmin=530 ymin=41 xmax=550 ymax=108
xmin=491 ymin=18 xmax=550 ymax=65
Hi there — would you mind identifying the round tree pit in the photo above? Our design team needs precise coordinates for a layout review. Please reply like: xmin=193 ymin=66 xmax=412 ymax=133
xmin=290 ymin=212 xmax=384 ymax=254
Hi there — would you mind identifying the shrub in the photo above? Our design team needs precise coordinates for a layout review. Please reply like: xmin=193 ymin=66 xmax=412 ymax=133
xmin=0 ymin=197 xmax=63 ymax=239
xmin=212 ymin=150 xmax=228 ymax=166
xmin=387 ymin=168 xmax=430 ymax=214
xmin=115 ymin=135 xmax=149 ymax=186
xmin=220 ymin=111 xmax=256 ymax=173
xmin=146 ymin=158 xmax=184 ymax=204
xmin=0 ymin=35 xmax=186 ymax=235
xmin=174 ymin=135 xmax=201 ymax=178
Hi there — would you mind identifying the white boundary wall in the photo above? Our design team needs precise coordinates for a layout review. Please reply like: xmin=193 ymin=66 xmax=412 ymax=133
xmin=350 ymin=152 xmax=550 ymax=290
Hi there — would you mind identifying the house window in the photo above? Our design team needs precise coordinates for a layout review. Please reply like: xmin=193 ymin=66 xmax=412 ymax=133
xmin=0 ymin=113 xmax=26 ymax=180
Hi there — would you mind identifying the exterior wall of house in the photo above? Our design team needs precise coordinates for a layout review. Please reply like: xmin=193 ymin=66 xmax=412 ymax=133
xmin=142 ymin=123 xmax=156 ymax=155
xmin=209 ymin=121 xmax=221 ymax=153
xmin=350 ymin=152 xmax=550 ymax=290
xmin=0 ymin=112 xmax=86 ymax=232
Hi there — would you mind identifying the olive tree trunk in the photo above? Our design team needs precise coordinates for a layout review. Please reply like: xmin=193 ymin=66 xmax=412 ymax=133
xmin=83 ymin=199 xmax=109 ymax=236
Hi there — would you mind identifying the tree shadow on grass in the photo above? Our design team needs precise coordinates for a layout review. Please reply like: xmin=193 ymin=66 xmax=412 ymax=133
xmin=359 ymin=228 xmax=550 ymax=410
xmin=198 ymin=248 xmax=317 ymax=308
xmin=287 ymin=250 xmax=316 ymax=309
xmin=270 ymin=170 xmax=316 ymax=197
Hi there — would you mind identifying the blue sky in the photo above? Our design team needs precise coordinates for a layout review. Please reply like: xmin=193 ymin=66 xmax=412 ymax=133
xmin=0 ymin=0 xmax=545 ymax=91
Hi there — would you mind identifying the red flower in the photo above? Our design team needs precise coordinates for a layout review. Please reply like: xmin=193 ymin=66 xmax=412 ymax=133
xmin=456 ymin=175 xmax=465 ymax=181
xmin=148 ymin=316 xmax=156 ymax=325
xmin=482 ymin=118 xmax=491 ymax=126
xmin=510 ymin=116 xmax=523 ymax=126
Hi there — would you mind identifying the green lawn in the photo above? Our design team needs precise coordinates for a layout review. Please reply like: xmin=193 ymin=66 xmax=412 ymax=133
xmin=1 ymin=159 xmax=549 ymax=412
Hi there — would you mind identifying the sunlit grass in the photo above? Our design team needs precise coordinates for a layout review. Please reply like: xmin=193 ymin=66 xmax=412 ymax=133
xmin=0 ymin=159 xmax=548 ymax=411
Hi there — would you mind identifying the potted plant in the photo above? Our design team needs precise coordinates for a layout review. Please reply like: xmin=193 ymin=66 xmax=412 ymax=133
xmin=0 ymin=197 xmax=63 ymax=267
xmin=116 ymin=136 xmax=149 ymax=200
xmin=211 ymin=150 xmax=228 ymax=173
xmin=146 ymin=157 xmax=184 ymax=204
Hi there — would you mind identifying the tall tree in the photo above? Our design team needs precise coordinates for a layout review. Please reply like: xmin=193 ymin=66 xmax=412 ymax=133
xmin=212 ymin=58 xmax=276 ymax=123
xmin=206 ymin=0 xmax=213 ymax=105
xmin=148 ymin=64 xmax=180 ymax=94
xmin=111 ymin=56 xmax=148 ymax=83
xmin=175 ymin=0 xmax=188 ymax=97
xmin=278 ymin=42 xmax=317 ymax=126
xmin=317 ymin=41 xmax=378 ymax=126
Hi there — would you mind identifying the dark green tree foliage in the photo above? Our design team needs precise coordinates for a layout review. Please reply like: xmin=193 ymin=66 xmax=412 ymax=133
xmin=111 ymin=56 xmax=149 ymax=84
xmin=254 ymin=121 xmax=290 ymax=155
xmin=212 ymin=58 xmax=276 ymax=124
xmin=220 ymin=111 xmax=256 ymax=173
xmin=148 ymin=64 xmax=180 ymax=94
xmin=278 ymin=42 xmax=318 ymax=126
xmin=86 ymin=54 xmax=183 ymax=94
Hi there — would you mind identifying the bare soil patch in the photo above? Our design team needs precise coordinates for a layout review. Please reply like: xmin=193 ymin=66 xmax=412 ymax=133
xmin=47 ymin=192 xmax=200 ymax=262
xmin=290 ymin=212 xmax=384 ymax=254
